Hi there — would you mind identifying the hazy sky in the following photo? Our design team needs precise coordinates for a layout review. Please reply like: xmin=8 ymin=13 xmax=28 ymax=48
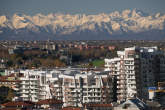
xmin=0 ymin=0 xmax=165 ymax=16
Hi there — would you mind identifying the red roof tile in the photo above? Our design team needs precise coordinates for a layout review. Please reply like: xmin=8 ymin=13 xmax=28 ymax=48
xmin=0 ymin=76 xmax=8 ymax=80
xmin=1 ymin=108 xmax=32 ymax=110
xmin=8 ymin=73 xmax=15 ymax=77
xmin=1 ymin=101 xmax=33 ymax=107
xmin=62 ymin=107 xmax=81 ymax=110
xmin=84 ymin=103 xmax=112 ymax=107
xmin=1 ymin=108 xmax=21 ymax=110
xmin=36 ymin=99 xmax=63 ymax=105
xmin=0 ymin=79 xmax=20 ymax=82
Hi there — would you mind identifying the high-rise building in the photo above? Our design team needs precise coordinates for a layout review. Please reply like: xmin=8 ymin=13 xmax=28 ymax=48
xmin=105 ymin=46 xmax=165 ymax=103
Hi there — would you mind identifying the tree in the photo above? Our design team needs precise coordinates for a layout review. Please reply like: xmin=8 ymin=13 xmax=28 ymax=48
xmin=6 ymin=60 xmax=13 ymax=67
xmin=87 ymin=62 xmax=93 ymax=68
xmin=32 ymin=59 xmax=41 ymax=68
xmin=6 ymin=89 xmax=15 ymax=101
xmin=0 ymin=86 xmax=15 ymax=104
xmin=54 ymin=59 xmax=65 ymax=67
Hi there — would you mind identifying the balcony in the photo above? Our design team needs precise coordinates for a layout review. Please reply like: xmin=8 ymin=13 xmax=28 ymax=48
xmin=54 ymin=84 xmax=60 ymax=87
xmin=72 ymin=95 xmax=78 ymax=97
xmin=20 ymin=87 xmax=28 ymax=90
xmin=94 ymin=90 xmax=101 ymax=93
xmin=117 ymin=85 xmax=126 ymax=89
xmin=119 ymin=80 xmax=127 ymax=84
xmin=128 ymin=81 xmax=136 ymax=84
xmin=19 ymin=91 xmax=29 ymax=94
xmin=117 ymin=90 xmax=127 ymax=93
xmin=127 ymin=76 xmax=135 ymax=79
xmin=130 ymin=86 xmax=136 ymax=90
xmin=119 ymin=76 xmax=126 ymax=79
xmin=30 ymin=91 xmax=38 ymax=94
xmin=20 ymin=81 xmax=38 ymax=85
xmin=20 ymin=78 xmax=39 ymax=81
xmin=39 ymin=92 xmax=46 ymax=95
xmin=55 ymin=89 xmax=61 ymax=92
xmin=20 ymin=94 xmax=29 ymax=98
xmin=20 ymin=82 xmax=29 ymax=85
xmin=124 ymin=62 xmax=134 ymax=65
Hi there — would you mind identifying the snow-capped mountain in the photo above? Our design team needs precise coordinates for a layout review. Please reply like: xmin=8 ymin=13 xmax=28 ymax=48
xmin=0 ymin=9 xmax=165 ymax=40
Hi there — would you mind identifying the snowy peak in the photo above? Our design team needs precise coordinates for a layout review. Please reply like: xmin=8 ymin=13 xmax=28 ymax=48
xmin=0 ymin=9 xmax=165 ymax=40
xmin=0 ymin=15 xmax=7 ymax=26
xmin=12 ymin=13 xmax=29 ymax=29
xmin=131 ymin=9 xmax=148 ymax=17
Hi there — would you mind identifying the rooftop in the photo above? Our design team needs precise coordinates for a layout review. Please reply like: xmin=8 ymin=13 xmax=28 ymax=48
xmin=36 ymin=99 xmax=63 ymax=105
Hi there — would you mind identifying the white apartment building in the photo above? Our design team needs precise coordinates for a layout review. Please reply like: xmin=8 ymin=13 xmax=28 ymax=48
xmin=105 ymin=46 xmax=165 ymax=103
xmin=18 ymin=70 xmax=53 ymax=102
xmin=5 ymin=68 xmax=116 ymax=107
xmin=19 ymin=73 xmax=40 ymax=102
xmin=60 ymin=72 xmax=116 ymax=107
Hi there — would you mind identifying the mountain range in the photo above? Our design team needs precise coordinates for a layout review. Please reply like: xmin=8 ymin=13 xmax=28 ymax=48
xmin=0 ymin=9 xmax=165 ymax=40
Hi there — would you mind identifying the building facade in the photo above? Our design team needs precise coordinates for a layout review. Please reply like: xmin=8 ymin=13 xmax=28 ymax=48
xmin=105 ymin=46 xmax=165 ymax=103
xmin=60 ymin=73 xmax=116 ymax=107
xmin=4 ymin=69 xmax=117 ymax=107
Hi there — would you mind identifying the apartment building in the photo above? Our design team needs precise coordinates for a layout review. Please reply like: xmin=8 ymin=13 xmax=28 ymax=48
xmin=4 ymin=68 xmax=116 ymax=107
xmin=18 ymin=70 xmax=53 ymax=102
xmin=60 ymin=72 xmax=116 ymax=107
xmin=18 ymin=70 xmax=40 ymax=102
xmin=105 ymin=46 xmax=165 ymax=103
xmin=49 ymin=77 xmax=63 ymax=101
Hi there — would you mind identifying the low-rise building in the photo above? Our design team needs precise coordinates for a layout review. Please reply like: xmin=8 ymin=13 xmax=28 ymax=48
xmin=36 ymin=99 xmax=63 ymax=110
xmin=1 ymin=101 xmax=34 ymax=110
xmin=84 ymin=103 xmax=113 ymax=110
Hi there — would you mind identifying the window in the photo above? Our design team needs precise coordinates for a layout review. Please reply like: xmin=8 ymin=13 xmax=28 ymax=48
xmin=29 ymin=75 xmax=35 ymax=78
